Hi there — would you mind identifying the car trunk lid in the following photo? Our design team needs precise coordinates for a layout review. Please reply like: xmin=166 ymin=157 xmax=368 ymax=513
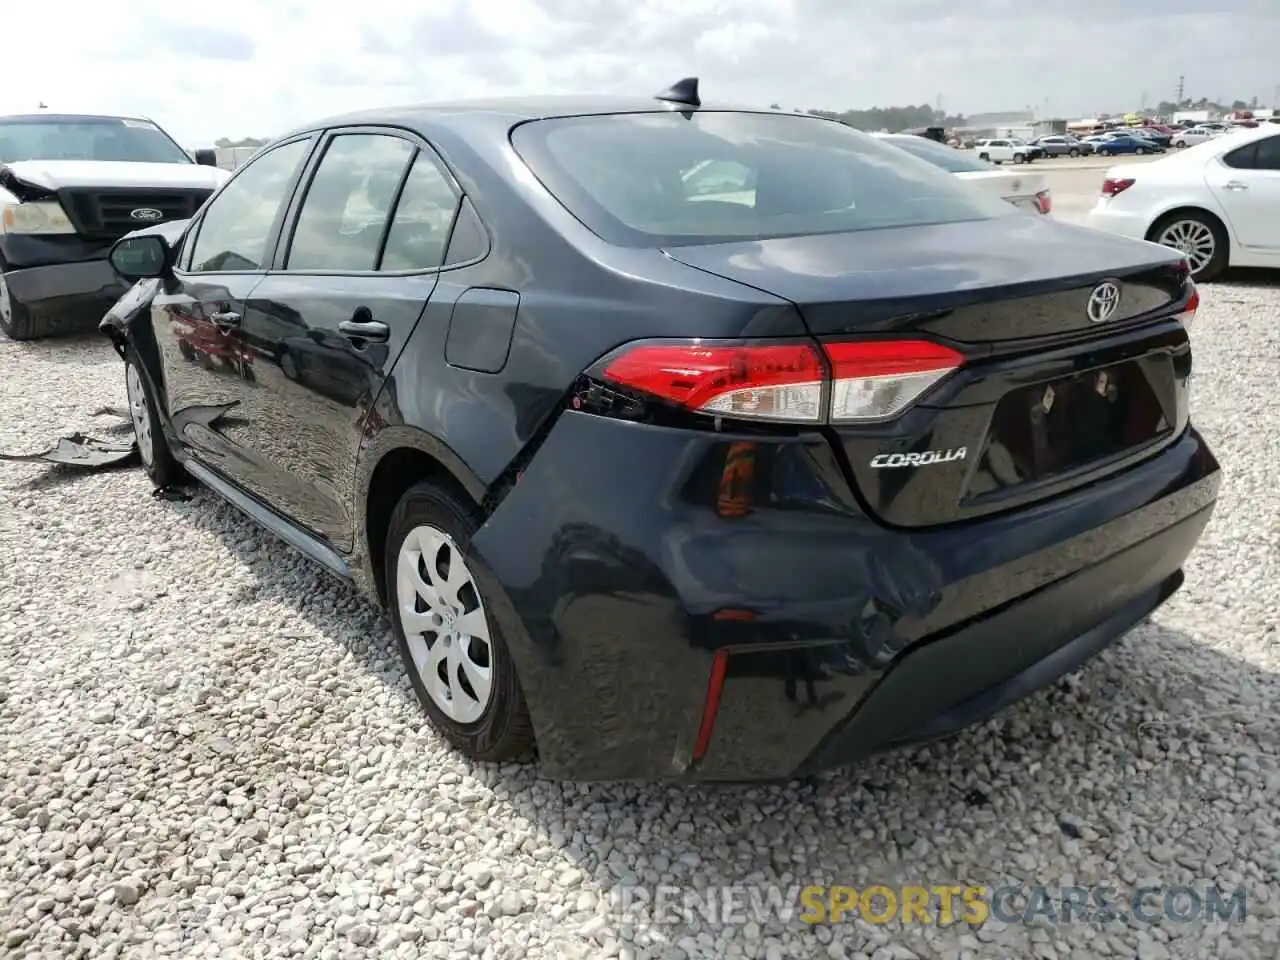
xmin=663 ymin=216 xmax=1193 ymax=527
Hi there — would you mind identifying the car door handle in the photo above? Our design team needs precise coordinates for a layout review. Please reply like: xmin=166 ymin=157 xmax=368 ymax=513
xmin=1222 ymin=181 xmax=1249 ymax=191
xmin=337 ymin=319 xmax=390 ymax=343
xmin=210 ymin=310 xmax=241 ymax=329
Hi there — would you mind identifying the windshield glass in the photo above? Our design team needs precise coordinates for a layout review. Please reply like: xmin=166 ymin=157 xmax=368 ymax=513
xmin=879 ymin=135 xmax=994 ymax=173
xmin=512 ymin=111 xmax=1016 ymax=247
xmin=0 ymin=116 xmax=192 ymax=164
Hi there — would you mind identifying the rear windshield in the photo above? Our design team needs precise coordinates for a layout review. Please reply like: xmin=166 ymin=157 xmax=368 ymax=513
xmin=0 ymin=116 xmax=192 ymax=164
xmin=511 ymin=111 xmax=1016 ymax=246
xmin=878 ymin=135 xmax=995 ymax=174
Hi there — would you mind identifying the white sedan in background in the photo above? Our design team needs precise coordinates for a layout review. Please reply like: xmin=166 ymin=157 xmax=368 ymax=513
xmin=1173 ymin=127 xmax=1221 ymax=148
xmin=1085 ymin=125 xmax=1280 ymax=280
xmin=873 ymin=134 xmax=1051 ymax=214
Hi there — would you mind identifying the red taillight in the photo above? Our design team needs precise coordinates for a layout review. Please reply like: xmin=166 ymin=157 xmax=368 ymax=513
xmin=600 ymin=342 xmax=825 ymax=422
xmin=1102 ymin=177 xmax=1135 ymax=197
xmin=1035 ymin=189 xmax=1052 ymax=214
xmin=691 ymin=649 xmax=729 ymax=761
xmin=1179 ymin=284 xmax=1200 ymax=324
xmin=599 ymin=338 xmax=964 ymax=424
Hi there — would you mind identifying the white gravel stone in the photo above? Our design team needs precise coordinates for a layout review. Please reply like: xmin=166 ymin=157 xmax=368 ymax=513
xmin=1 ymin=283 xmax=1277 ymax=960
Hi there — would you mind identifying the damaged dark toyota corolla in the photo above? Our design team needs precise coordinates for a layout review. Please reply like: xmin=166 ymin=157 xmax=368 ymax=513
xmin=98 ymin=81 xmax=1220 ymax=781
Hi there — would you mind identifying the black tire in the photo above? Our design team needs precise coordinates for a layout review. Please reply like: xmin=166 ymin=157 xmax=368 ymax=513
xmin=1013 ymin=154 xmax=1025 ymax=164
xmin=384 ymin=482 xmax=534 ymax=762
xmin=0 ymin=272 xmax=39 ymax=341
xmin=1148 ymin=211 xmax=1229 ymax=282
xmin=1136 ymin=147 xmax=1146 ymax=155
xmin=1069 ymin=148 xmax=1080 ymax=157
xmin=124 ymin=345 xmax=186 ymax=488
xmin=1175 ymin=140 xmax=1186 ymax=148
xmin=279 ymin=348 xmax=299 ymax=381
xmin=978 ymin=152 xmax=990 ymax=161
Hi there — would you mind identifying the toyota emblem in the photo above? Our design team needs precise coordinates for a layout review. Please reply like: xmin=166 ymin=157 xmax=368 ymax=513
xmin=1086 ymin=281 xmax=1121 ymax=323
xmin=129 ymin=208 xmax=164 ymax=222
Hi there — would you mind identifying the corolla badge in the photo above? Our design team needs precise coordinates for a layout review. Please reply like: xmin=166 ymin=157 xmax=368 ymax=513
xmin=129 ymin=208 xmax=164 ymax=222
xmin=1086 ymin=281 xmax=1122 ymax=323
xmin=870 ymin=447 xmax=967 ymax=469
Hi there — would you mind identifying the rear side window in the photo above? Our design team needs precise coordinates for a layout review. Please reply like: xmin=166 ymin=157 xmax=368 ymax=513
xmin=379 ymin=152 xmax=460 ymax=272
xmin=511 ymin=112 xmax=1016 ymax=247
xmin=881 ymin=136 xmax=994 ymax=174
xmin=285 ymin=133 xmax=416 ymax=271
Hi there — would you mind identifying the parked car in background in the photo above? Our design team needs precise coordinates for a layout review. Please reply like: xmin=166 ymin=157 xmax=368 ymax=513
xmin=1173 ymin=127 xmax=1221 ymax=148
xmin=875 ymin=133 xmax=1051 ymax=213
xmin=1087 ymin=124 xmax=1280 ymax=280
xmin=974 ymin=138 xmax=1038 ymax=164
xmin=1095 ymin=134 xmax=1165 ymax=157
xmin=1131 ymin=129 xmax=1171 ymax=148
xmin=99 ymin=81 xmax=1216 ymax=781
xmin=1032 ymin=135 xmax=1093 ymax=157
xmin=0 ymin=112 xmax=228 ymax=341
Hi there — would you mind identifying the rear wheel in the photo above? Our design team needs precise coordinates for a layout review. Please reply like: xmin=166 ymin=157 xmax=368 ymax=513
xmin=1150 ymin=211 xmax=1228 ymax=282
xmin=124 ymin=346 xmax=185 ymax=488
xmin=1068 ymin=147 xmax=1080 ymax=157
xmin=1174 ymin=140 xmax=1186 ymax=148
xmin=1136 ymin=146 xmax=1146 ymax=155
xmin=385 ymin=482 xmax=534 ymax=761
xmin=978 ymin=152 xmax=990 ymax=162
xmin=1013 ymin=153 xmax=1026 ymax=164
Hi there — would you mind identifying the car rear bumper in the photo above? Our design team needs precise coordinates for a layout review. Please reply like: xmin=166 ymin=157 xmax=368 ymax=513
xmin=1 ymin=235 xmax=126 ymax=334
xmin=1085 ymin=203 xmax=1152 ymax=241
xmin=470 ymin=411 xmax=1220 ymax=781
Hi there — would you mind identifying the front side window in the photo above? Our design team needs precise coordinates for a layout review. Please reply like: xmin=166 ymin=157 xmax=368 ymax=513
xmin=512 ymin=111 xmax=1015 ymax=247
xmin=0 ymin=116 xmax=192 ymax=164
xmin=188 ymin=138 xmax=312 ymax=272
xmin=285 ymin=133 xmax=416 ymax=272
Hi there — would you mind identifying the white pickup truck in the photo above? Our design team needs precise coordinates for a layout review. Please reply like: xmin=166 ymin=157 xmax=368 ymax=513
xmin=0 ymin=112 xmax=229 ymax=340
xmin=973 ymin=138 xmax=1037 ymax=165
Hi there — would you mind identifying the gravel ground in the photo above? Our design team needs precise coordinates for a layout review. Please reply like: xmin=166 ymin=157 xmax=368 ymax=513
xmin=1 ymin=283 xmax=1278 ymax=960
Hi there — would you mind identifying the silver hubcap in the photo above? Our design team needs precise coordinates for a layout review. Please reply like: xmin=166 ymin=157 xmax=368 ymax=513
xmin=125 ymin=364 xmax=154 ymax=467
xmin=396 ymin=525 xmax=493 ymax=724
xmin=1157 ymin=220 xmax=1216 ymax=274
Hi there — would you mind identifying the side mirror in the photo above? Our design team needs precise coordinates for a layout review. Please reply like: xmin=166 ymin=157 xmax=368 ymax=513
xmin=194 ymin=148 xmax=218 ymax=167
xmin=109 ymin=234 xmax=171 ymax=280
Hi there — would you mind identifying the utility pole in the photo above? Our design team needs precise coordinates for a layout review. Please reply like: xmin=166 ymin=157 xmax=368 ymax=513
xmin=1176 ymin=75 xmax=1185 ymax=105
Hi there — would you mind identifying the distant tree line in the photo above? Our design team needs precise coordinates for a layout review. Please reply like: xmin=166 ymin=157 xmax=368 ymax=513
xmin=770 ymin=103 xmax=964 ymax=133
xmin=213 ymin=137 xmax=268 ymax=148
xmin=1155 ymin=96 xmax=1267 ymax=116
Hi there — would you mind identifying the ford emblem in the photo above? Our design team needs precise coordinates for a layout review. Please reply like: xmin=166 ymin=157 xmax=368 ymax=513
xmin=129 ymin=208 xmax=165 ymax=222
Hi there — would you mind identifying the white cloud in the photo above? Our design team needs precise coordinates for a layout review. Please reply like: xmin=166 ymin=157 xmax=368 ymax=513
xmin=0 ymin=0 xmax=1275 ymax=145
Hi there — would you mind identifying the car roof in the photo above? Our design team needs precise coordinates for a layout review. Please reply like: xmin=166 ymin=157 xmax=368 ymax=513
xmin=0 ymin=111 xmax=152 ymax=123
xmin=278 ymin=96 xmax=785 ymax=139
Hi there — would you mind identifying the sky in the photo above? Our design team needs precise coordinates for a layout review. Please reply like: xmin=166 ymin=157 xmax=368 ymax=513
xmin=2 ymin=0 xmax=1277 ymax=145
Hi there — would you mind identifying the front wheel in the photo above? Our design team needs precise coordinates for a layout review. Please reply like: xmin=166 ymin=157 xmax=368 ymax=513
xmin=1135 ymin=147 xmax=1146 ymax=155
xmin=1175 ymin=140 xmax=1186 ymax=148
xmin=385 ymin=483 xmax=534 ymax=762
xmin=124 ymin=346 xmax=186 ymax=488
xmin=1069 ymin=148 xmax=1080 ymax=157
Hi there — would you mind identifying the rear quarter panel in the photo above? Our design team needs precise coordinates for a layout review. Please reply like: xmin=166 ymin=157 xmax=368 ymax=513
xmin=355 ymin=116 xmax=806 ymax=512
